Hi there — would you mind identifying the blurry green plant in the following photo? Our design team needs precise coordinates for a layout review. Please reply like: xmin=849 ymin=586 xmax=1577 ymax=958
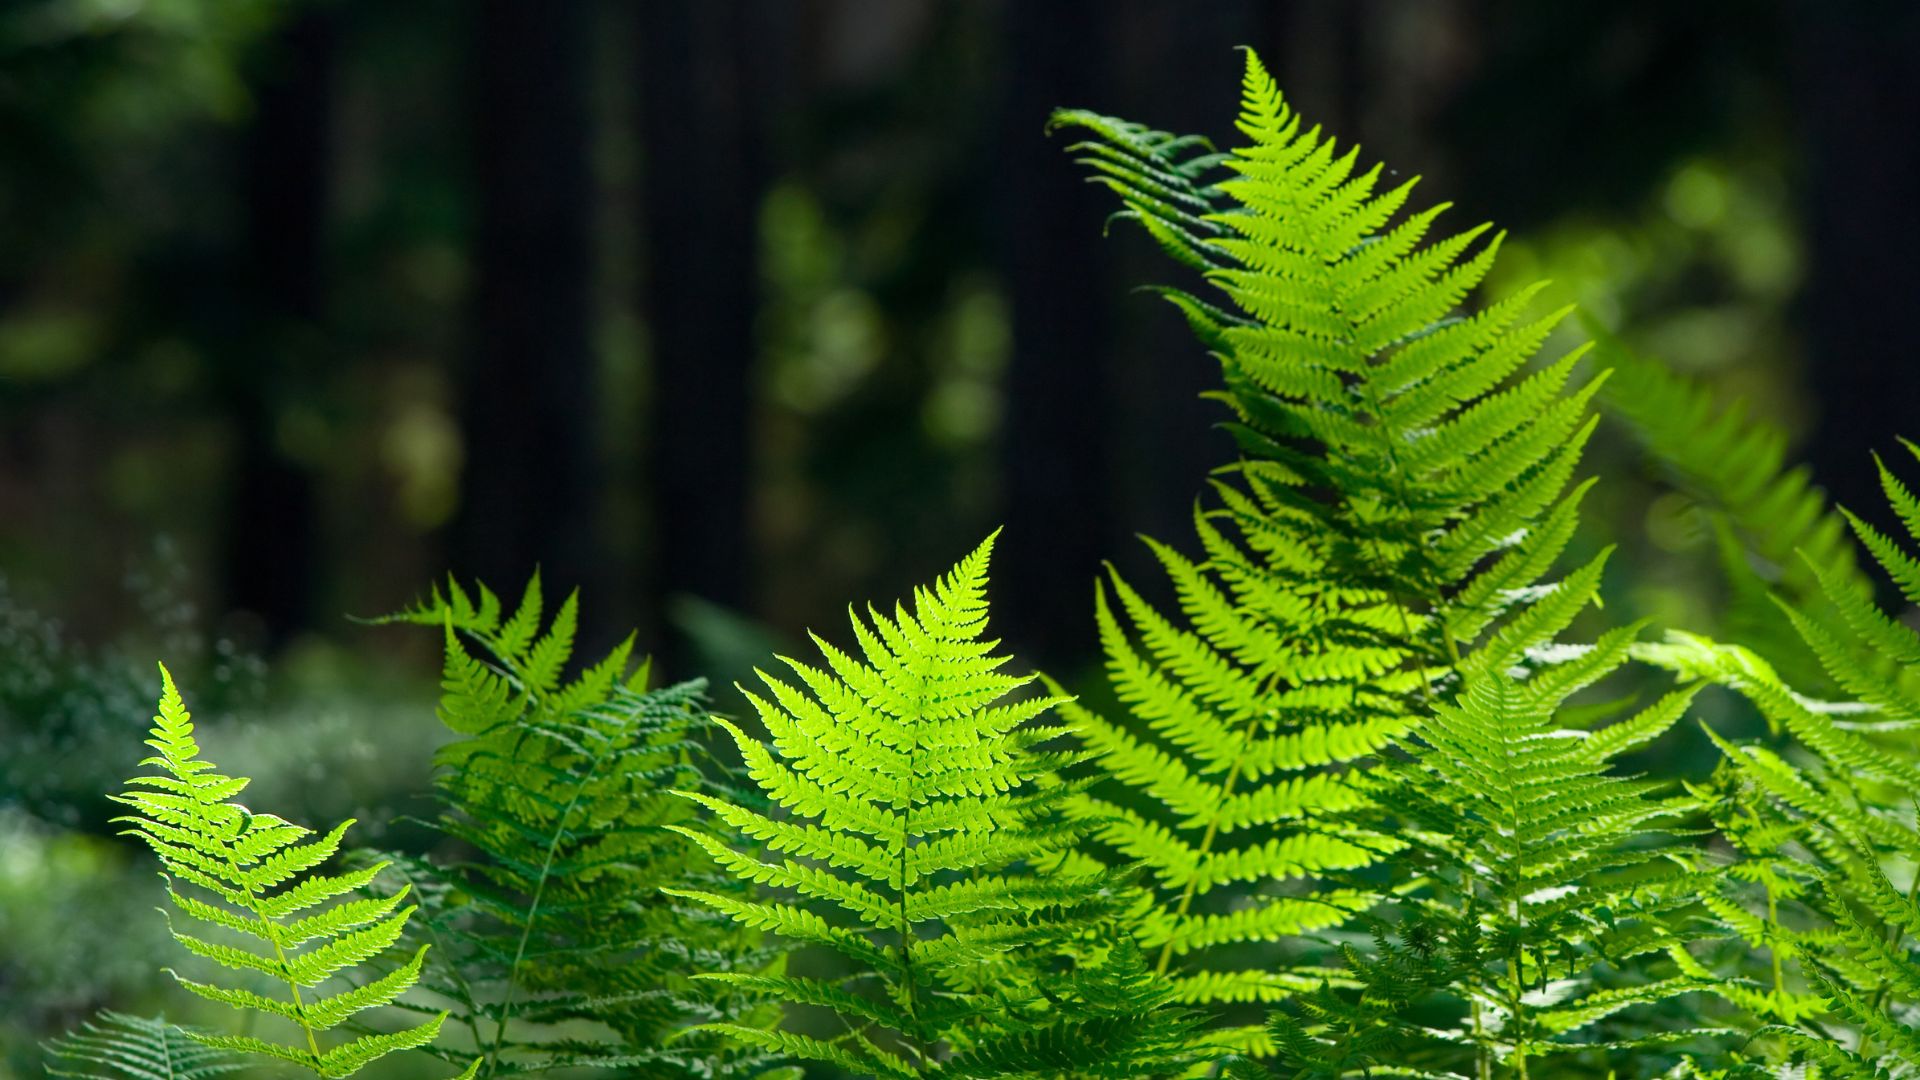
xmin=44 ymin=1010 xmax=246 ymax=1080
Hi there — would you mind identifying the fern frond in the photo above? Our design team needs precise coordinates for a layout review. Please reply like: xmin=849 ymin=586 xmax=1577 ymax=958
xmin=110 ymin=665 xmax=456 ymax=1077
xmin=673 ymin=532 xmax=1206 ymax=1077
xmin=44 ymin=1012 xmax=247 ymax=1080
xmin=1054 ymin=48 xmax=1623 ymax=1054
xmin=369 ymin=575 xmax=784 ymax=1078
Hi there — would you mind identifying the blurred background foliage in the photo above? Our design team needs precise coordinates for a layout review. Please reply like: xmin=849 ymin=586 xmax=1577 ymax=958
xmin=2 ymin=0 xmax=1917 ymax=1074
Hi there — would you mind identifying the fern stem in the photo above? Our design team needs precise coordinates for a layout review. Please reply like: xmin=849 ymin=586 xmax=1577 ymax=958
xmin=216 ymin=833 xmax=324 ymax=1067
xmin=482 ymin=725 xmax=606 ymax=1078
xmin=1154 ymin=669 xmax=1284 ymax=976
xmin=1505 ymin=951 xmax=1529 ymax=1080
xmin=1471 ymin=997 xmax=1491 ymax=1080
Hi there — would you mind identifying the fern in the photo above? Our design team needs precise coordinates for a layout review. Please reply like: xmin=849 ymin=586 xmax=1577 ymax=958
xmin=1053 ymin=48 xmax=1623 ymax=1053
xmin=668 ymin=532 xmax=1204 ymax=1078
xmin=371 ymin=575 xmax=785 ymax=1078
xmin=111 ymin=665 xmax=470 ymax=1078
xmin=1636 ymin=443 xmax=1920 ymax=1073
xmin=44 ymin=1011 xmax=245 ymax=1080
xmin=1255 ymin=657 xmax=1715 ymax=1078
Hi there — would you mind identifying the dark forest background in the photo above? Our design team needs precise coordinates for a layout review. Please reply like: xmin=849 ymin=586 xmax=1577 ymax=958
xmin=3 ymin=0 xmax=1918 ymax=1071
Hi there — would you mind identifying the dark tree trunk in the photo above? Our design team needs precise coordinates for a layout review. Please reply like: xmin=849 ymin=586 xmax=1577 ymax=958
xmin=1789 ymin=0 xmax=1920 ymax=529
xmin=223 ymin=8 xmax=336 ymax=647
xmin=995 ymin=0 xmax=1119 ymax=667
xmin=1107 ymin=2 xmax=1258 ymax=565
xmin=456 ymin=0 xmax=602 ymax=609
xmin=638 ymin=3 xmax=781 ymax=673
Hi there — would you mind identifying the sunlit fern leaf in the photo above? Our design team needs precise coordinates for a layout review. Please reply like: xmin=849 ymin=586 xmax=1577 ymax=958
xmin=110 ymin=665 xmax=463 ymax=1078
xmin=44 ymin=1011 xmax=247 ymax=1080
xmin=668 ymin=532 xmax=1205 ymax=1078
xmin=1057 ymin=49 xmax=1609 ymax=661
xmin=370 ymin=574 xmax=786 ymax=1078
xmin=1053 ymin=47 xmax=1621 ymax=1056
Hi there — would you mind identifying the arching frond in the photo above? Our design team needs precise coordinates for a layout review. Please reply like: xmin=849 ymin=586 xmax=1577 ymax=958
xmin=371 ymin=575 xmax=784 ymax=1078
xmin=671 ymin=533 xmax=1205 ymax=1078
xmin=1593 ymin=328 xmax=1862 ymax=688
xmin=111 ymin=666 xmax=467 ymax=1079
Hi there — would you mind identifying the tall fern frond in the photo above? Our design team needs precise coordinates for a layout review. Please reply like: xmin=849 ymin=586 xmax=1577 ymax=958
xmin=371 ymin=575 xmax=784 ymax=1078
xmin=111 ymin=666 xmax=469 ymax=1079
xmin=670 ymin=532 xmax=1204 ymax=1078
xmin=1053 ymin=48 xmax=1620 ymax=1053
xmin=44 ymin=1012 xmax=246 ymax=1080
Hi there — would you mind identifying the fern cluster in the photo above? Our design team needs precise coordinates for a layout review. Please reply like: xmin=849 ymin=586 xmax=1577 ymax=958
xmin=1640 ymin=445 xmax=1920 ymax=1073
xmin=51 ymin=41 xmax=1920 ymax=1080
xmin=1052 ymin=48 xmax=1631 ymax=1059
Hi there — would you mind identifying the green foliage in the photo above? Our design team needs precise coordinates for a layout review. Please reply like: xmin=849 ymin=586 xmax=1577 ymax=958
xmin=43 ymin=1011 xmax=245 ymax=1080
xmin=1592 ymin=327 xmax=1861 ymax=687
xmin=669 ymin=532 xmax=1202 ymax=1078
xmin=373 ymin=574 xmax=785 ymax=1078
xmin=1373 ymin=671 xmax=1711 ymax=1072
xmin=1053 ymin=47 xmax=1626 ymax=1056
xmin=111 ymin=664 xmax=465 ymax=1078
xmin=43 ymin=41 xmax=1920 ymax=1080
xmin=1638 ymin=444 xmax=1920 ymax=1074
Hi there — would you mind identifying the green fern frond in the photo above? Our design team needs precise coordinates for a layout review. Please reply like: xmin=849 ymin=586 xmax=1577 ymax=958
xmin=44 ymin=1011 xmax=247 ymax=1080
xmin=110 ymin=665 xmax=460 ymax=1078
xmin=370 ymin=574 xmax=784 ymax=1078
xmin=671 ymin=532 xmax=1204 ymax=1078
xmin=1054 ymin=48 xmax=1622 ymax=1055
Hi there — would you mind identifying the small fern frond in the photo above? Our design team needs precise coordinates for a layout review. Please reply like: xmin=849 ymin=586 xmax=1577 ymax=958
xmin=673 ymin=532 xmax=1204 ymax=1078
xmin=44 ymin=1012 xmax=247 ymax=1080
xmin=371 ymin=575 xmax=783 ymax=1078
xmin=110 ymin=665 xmax=455 ymax=1078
